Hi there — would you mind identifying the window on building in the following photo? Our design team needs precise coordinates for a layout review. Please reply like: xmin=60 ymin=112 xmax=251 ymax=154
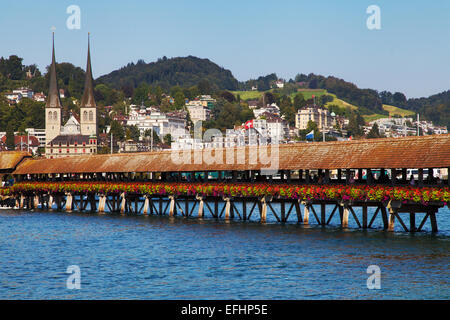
xmin=89 ymin=111 xmax=93 ymax=121
xmin=83 ymin=111 xmax=88 ymax=121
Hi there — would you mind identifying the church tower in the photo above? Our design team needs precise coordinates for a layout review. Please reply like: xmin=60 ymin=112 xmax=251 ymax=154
xmin=80 ymin=34 xmax=97 ymax=137
xmin=45 ymin=33 xmax=62 ymax=147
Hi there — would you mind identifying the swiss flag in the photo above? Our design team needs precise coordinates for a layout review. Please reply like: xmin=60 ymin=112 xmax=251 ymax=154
xmin=348 ymin=136 xmax=353 ymax=141
xmin=244 ymin=120 xmax=254 ymax=129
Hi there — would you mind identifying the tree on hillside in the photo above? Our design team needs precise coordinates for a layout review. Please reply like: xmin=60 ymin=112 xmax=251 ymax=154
xmin=110 ymin=120 xmax=125 ymax=141
xmin=347 ymin=113 xmax=365 ymax=137
xmin=393 ymin=92 xmax=407 ymax=107
xmin=220 ymin=91 xmax=235 ymax=103
xmin=198 ymin=79 xmax=212 ymax=94
xmin=366 ymin=123 xmax=382 ymax=139
xmin=6 ymin=122 xmax=15 ymax=150
xmin=298 ymin=120 xmax=321 ymax=141
xmin=126 ymin=125 xmax=141 ymax=142
xmin=144 ymin=128 xmax=161 ymax=145
xmin=173 ymin=91 xmax=185 ymax=109
xmin=0 ymin=55 xmax=25 ymax=80
xmin=293 ymin=92 xmax=306 ymax=110
xmin=163 ymin=134 xmax=173 ymax=145
xmin=279 ymin=95 xmax=295 ymax=126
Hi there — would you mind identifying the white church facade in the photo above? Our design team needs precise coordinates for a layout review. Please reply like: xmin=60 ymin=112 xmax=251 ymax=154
xmin=45 ymin=34 xmax=98 ymax=158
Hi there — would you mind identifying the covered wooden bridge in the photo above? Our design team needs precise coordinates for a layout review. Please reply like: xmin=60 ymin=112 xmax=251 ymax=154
xmin=2 ymin=134 xmax=450 ymax=232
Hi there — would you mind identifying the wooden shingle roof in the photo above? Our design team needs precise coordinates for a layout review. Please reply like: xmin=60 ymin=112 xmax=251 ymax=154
xmin=0 ymin=151 xmax=31 ymax=172
xmin=12 ymin=134 xmax=450 ymax=175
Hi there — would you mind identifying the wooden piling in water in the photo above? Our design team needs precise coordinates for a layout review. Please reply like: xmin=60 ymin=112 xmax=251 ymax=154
xmin=342 ymin=205 xmax=349 ymax=228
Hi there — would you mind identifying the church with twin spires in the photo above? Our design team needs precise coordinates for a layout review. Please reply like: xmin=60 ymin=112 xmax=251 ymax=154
xmin=45 ymin=34 xmax=98 ymax=158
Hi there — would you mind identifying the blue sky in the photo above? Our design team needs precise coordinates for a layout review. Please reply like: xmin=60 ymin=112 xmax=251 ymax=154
xmin=1 ymin=0 xmax=449 ymax=98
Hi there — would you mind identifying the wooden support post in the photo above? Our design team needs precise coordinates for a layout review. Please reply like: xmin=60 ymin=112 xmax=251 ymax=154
xmin=418 ymin=168 xmax=424 ymax=186
xmin=409 ymin=213 xmax=416 ymax=233
xmin=362 ymin=206 xmax=368 ymax=229
xmin=388 ymin=211 xmax=396 ymax=232
xmin=302 ymin=202 xmax=309 ymax=225
xmin=169 ymin=196 xmax=175 ymax=216
xmin=242 ymin=199 xmax=247 ymax=220
xmin=34 ymin=195 xmax=40 ymax=209
xmin=65 ymin=193 xmax=73 ymax=212
xmin=380 ymin=206 xmax=388 ymax=229
xmin=448 ymin=167 xmax=450 ymax=186
xmin=48 ymin=195 xmax=53 ymax=211
xmin=320 ymin=203 xmax=326 ymax=225
xmin=325 ymin=170 xmax=330 ymax=183
xmin=342 ymin=205 xmax=349 ymax=228
xmin=232 ymin=171 xmax=237 ymax=183
xmin=230 ymin=199 xmax=235 ymax=219
xmin=120 ymin=193 xmax=126 ymax=215
xmin=280 ymin=201 xmax=286 ymax=223
xmin=305 ymin=170 xmax=310 ymax=183
xmin=224 ymin=197 xmax=231 ymax=220
xmin=358 ymin=168 xmax=363 ymax=183
xmin=402 ymin=168 xmax=407 ymax=183
xmin=299 ymin=169 xmax=303 ymax=182
xmin=337 ymin=169 xmax=342 ymax=183
xmin=260 ymin=197 xmax=267 ymax=223
xmin=20 ymin=194 xmax=24 ymax=209
xmin=429 ymin=210 xmax=438 ymax=233
xmin=287 ymin=170 xmax=291 ymax=183
xmin=367 ymin=169 xmax=373 ymax=185
xmin=391 ymin=168 xmax=397 ymax=185
xmin=295 ymin=200 xmax=302 ymax=223
xmin=90 ymin=194 xmax=97 ymax=212
xmin=345 ymin=169 xmax=351 ymax=184
xmin=57 ymin=195 xmax=62 ymax=211
xmin=197 ymin=196 xmax=204 ymax=218
xmin=98 ymin=194 xmax=106 ymax=213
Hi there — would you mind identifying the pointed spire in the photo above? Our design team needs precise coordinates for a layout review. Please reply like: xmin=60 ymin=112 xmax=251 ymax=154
xmin=46 ymin=32 xmax=62 ymax=108
xmin=80 ymin=33 xmax=96 ymax=108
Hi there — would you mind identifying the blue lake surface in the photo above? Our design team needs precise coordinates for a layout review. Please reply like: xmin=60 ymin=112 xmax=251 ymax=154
xmin=0 ymin=204 xmax=448 ymax=299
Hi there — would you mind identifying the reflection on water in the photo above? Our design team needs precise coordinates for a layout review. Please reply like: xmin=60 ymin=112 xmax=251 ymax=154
xmin=0 ymin=207 xmax=448 ymax=299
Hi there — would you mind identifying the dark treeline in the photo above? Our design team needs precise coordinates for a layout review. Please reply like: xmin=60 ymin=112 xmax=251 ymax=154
xmin=294 ymin=73 xmax=385 ymax=115
xmin=96 ymin=56 xmax=239 ymax=92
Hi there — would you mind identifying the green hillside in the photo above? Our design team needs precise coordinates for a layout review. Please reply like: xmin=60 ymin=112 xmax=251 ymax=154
xmin=382 ymin=104 xmax=415 ymax=117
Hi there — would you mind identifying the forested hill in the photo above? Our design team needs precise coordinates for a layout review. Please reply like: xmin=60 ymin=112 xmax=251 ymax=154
xmin=404 ymin=90 xmax=450 ymax=128
xmin=96 ymin=56 xmax=239 ymax=91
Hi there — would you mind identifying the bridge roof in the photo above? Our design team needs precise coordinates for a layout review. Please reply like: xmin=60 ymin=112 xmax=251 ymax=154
xmin=12 ymin=134 xmax=450 ymax=175
xmin=0 ymin=151 xmax=31 ymax=172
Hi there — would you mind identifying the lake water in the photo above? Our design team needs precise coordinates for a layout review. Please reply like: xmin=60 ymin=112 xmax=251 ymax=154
xmin=0 ymin=203 xmax=449 ymax=299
